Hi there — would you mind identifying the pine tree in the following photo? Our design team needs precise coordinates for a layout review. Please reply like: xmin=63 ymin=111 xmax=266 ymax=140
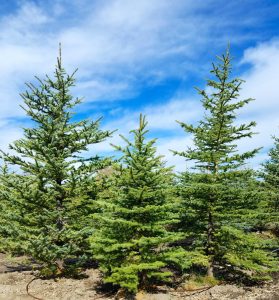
xmin=173 ymin=49 xmax=278 ymax=280
xmin=90 ymin=115 xmax=185 ymax=293
xmin=262 ymin=135 xmax=279 ymax=235
xmin=0 ymin=48 xmax=112 ymax=275
xmin=0 ymin=166 xmax=23 ymax=253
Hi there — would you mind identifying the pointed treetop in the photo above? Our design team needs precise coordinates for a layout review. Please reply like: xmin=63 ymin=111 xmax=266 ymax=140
xmin=58 ymin=42 xmax=62 ymax=69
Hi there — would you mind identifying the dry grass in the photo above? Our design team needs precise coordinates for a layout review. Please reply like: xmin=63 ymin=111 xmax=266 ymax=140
xmin=183 ymin=275 xmax=220 ymax=291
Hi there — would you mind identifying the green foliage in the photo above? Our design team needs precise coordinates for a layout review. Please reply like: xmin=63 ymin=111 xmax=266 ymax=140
xmin=220 ymin=226 xmax=278 ymax=279
xmin=90 ymin=115 xmax=184 ymax=293
xmin=174 ymin=48 xmax=278 ymax=280
xmin=0 ymin=50 xmax=112 ymax=275
xmin=0 ymin=46 xmax=277 ymax=291
xmin=262 ymin=135 xmax=279 ymax=235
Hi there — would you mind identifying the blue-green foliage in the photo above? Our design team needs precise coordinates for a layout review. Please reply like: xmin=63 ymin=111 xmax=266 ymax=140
xmin=90 ymin=115 xmax=185 ymax=292
xmin=0 ymin=51 xmax=112 ymax=275
xmin=174 ymin=49 xmax=278 ymax=279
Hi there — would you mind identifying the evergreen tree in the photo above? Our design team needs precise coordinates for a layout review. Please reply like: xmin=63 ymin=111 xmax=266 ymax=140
xmin=0 ymin=166 xmax=24 ymax=253
xmin=0 ymin=49 xmax=112 ymax=275
xmin=174 ymin=49 xmax=278 ymax=280
xmin=90 ymin=115 xmax=186 ymax=293
xmin=262 ymin=134 xmax=279 ymax=235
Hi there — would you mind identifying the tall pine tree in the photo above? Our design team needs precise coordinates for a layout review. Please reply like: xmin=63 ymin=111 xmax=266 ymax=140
xmin=0 ymin=48 xmax=112 ymax=275
xmin=90 ymin=115 xmax=185 ymax=293
xmin=174 ymin=49 xmax=278 ymax=280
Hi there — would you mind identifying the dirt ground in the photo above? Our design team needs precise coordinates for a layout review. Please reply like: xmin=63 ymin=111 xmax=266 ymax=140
xmin=0 ymin=254 xmax=278 ymax=300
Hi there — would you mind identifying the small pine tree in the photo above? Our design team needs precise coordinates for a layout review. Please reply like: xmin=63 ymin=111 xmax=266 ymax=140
xmin=173 ymin=49 xmax=278 ymax=280
xmin=0 ymin=48 xmax=112 ymax=275
xmin=90 ymin=115 xmax=184 ymax=293
xmin=262 ymin=135 xmax=279 ymax=236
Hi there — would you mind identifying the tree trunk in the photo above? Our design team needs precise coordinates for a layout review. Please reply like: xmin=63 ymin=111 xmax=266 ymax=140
xmin=207 ymin=262 xmax=214 ymax=277
xmin=205 ymin=162 xmax=218 ymax=278
xmin=55 ymin=178 xmax=65 ymax=231
xmin=139 ymin=271 xmax=148 ymax=290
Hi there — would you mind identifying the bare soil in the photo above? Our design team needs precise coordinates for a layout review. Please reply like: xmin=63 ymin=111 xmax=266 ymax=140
xmin=0 ymin=254 xmax=278 ymax=300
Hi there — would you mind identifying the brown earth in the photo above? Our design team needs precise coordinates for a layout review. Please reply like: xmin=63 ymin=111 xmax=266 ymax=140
xmin=0 ymin=254 xmax=278 ymax=300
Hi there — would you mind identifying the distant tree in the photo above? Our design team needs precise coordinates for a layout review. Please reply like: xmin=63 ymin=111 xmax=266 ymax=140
xmin=0 ymin=166 xmax=22 ymax=253
xmin=0 ymin=48 xmax=112 ymax=276
xmin=174 ymin=49 xmax=278 ymax=280
xmin=90 ymin=115 xmax=188 ymax=294
xmin=262 ymin=134 xmax=279 ymax=236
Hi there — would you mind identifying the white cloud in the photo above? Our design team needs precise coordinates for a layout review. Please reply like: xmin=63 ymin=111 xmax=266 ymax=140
xmin=158 ymin=39 xmax=279 ymax=171
xmin=99 ymin=39 xmax=279 ymax=171
xmin=145 ymin=98 xmax=201 ymax=130
xmin=0 ymin=0 xmax=265 ymax=117
xmin=241 ymin=39 xmax=279 ymax=115
xmin=238 ymin=39 xmax=279 ymax=164
xmin=0 ymin=123 xmax=23 ymax=153
xmin=0 ymin=0 xmax=278 ymax=173
xmin=73 ymin=79 xmax=134 ymax=102
xmin=101 ymin=96 xmax=201 ymax=134
xmin=0 ymin=2 xmax=56 ymax=120
xmin=0 ymin=0 xmax=195 ymax=124
xmin=91 ymin=97 xmax=200 ymax=171
xmin=156 ymin=136 xmax=194 ymax=172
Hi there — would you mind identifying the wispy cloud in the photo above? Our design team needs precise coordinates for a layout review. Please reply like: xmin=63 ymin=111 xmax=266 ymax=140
xmin=100 ymin=39 xmax=279 ymax=170
xmin=0 ymin=0 xmax=278 ymax=171
xmin=0 ymin=0 xmax=276 ymax=113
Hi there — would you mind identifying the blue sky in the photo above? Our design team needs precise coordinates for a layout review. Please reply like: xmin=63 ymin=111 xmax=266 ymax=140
xmin=0 ymin=0 xmax=279 ymax=171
